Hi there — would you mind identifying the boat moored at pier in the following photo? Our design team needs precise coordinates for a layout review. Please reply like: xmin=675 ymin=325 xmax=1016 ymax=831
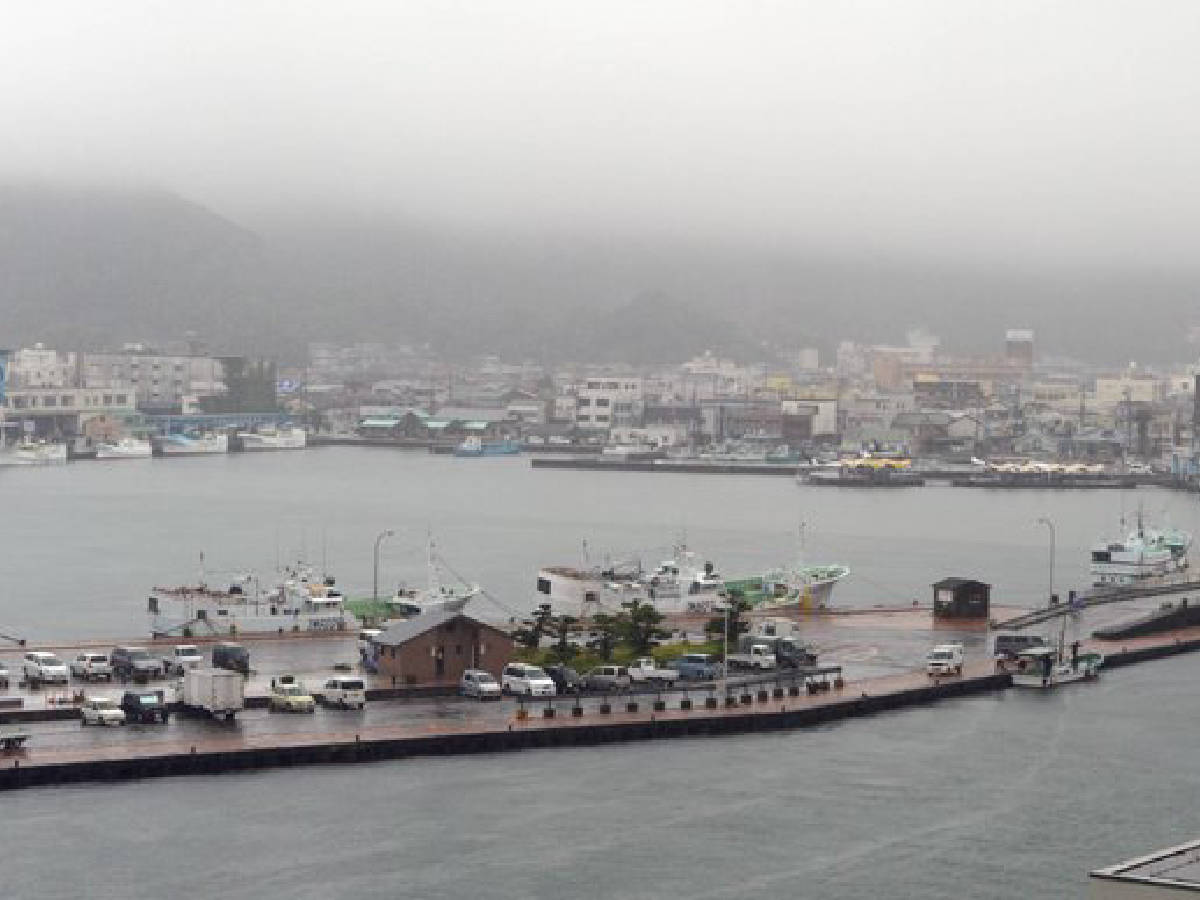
xmin=237 ymin=427 xmax=307 ymax=451
xmin=95 ymin=437 xmax=153 ymax=459
xmin=157 ymin=433 xmax=229 ymax=456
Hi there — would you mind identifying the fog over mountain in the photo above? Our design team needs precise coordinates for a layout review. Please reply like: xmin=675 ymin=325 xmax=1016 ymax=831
xmin=1 ymin=183 xmax=1194 ymax=365
xmin=3 ymin=2 xmax=1200 ymax=364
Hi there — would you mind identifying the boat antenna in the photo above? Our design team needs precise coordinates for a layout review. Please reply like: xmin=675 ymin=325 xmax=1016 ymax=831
xmin=199 ymin=550 xmax=206 ymax=589
xmin=582 ymin=538 xmax=589 ymax=568
xmin=321 ymin=527 xmax=328 ymax=579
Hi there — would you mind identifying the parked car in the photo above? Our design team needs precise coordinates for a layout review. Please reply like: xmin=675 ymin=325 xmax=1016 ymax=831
xmin=119 ymin=690 xmax=170 ymax=724
xmin=211 ymin=642 xmax=250 ymax=675
xmin=543 ymin=664 xmax=582 ymax=694
xmin=500 ymin=663 xmax=557 ymax=697
xmin=80 ymin=696 xmax=126 ymax=726
xmin=672 ymin=653 xmax=723 ymax=680
xmin=582 ymin=665 xmax=631 ymax=693
xmin=270 ymin=681 xmax=316 ymax=713
xmin=319 ymin=676 xmax=366 ymax=709
xmin=70 ymin=652 xmax=114 ymax=682
xmin=459 ymin=669 xmax=502 ymax=700
xmin=110 ymin=646 xmax=164 ymax=681
xmin=163 ymin=644 xmax=204 ymax=676
xmin=0 ymin=661 xmax=8 ymax=689
xmin=22 ymin=651 xmax=69 ymax=685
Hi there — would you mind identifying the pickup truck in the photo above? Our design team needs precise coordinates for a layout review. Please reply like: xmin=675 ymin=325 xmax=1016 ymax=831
xmin=70 ymin=653 xmax=114 ymax=682
xmin=627 ymin=658 xmax=679 ymax=686
xmin=726 ymin=644 xmax=778 ymax=671
xmin=672 ymin=653 xmax=724 ymax=681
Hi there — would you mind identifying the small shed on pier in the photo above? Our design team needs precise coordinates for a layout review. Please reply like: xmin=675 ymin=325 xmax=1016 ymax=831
xmin=932 ymin=577 xmax=991 ymax=620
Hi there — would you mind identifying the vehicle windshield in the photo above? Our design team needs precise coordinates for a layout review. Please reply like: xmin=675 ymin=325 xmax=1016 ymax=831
xmin=138 ymin=695 xmax=160 ymax=705
xmin=281 ymin=685 xmax=306 ymax=696
xmin=43 ymin=656 xmax=63 ymax=666
xmin=94 ymin=699 xmax=118 ymax=709
xmin=175 ymin=647 xmax=199 ymax=656
xmin=340 ymin=680 xmax=365 ymax=690
xmin=525 ymin=668 xmax=547 ymax=678
xmin=88 ymin=655 xmax=108 ymax=663
xmin=129 ymin=650 xmax=151 ymax=660
xmin=475 ymin=674 xmax=497 ymax=684
xmin=929 ymin=651 xmax=952 ymax=660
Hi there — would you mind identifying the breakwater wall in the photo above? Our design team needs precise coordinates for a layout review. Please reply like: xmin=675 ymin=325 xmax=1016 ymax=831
xmin=0 ymin=674 xmax=1008 ymax=791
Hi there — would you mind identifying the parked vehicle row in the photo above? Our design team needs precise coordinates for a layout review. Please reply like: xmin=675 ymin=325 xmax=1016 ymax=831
xmin=80 ymin=691 xmax=171 ymax=726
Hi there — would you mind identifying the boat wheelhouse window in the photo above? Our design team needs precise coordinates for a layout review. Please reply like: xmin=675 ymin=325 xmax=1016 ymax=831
xmin=584 ymin=591 xmax=598 ymax=603
xmin=1092 ymin=551 xmax=1111 ymax=562
xmin=537 ymin=577 xmax=551 ymax=594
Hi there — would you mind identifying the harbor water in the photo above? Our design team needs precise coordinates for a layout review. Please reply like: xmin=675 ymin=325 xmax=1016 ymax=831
xmin=1 ymin=447 xmax=1196 ymax=640
xmin=3 ymin=448 xmax=1200 ymax=898
xmin=5 ymin=654 xmax=1200 ymax=899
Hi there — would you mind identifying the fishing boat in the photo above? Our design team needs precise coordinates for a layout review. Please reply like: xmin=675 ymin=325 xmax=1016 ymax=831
xmin=237 ymin=427 xmax=307 ymax=451
xmin=804 ymin=455 xmax=925 ymax=487
xmin=157 ymin=432 xmax=229 ymax=456
xmin=1010 ymin=645 xmax=1103 ymax=688
xmin=724 ymin=524 xmax=849 ymax=612
xmin=454 ymin=436 xmax=521 ymax=457
xmin=95 ymin=437 xmax=153 ymax=459
xmin=148 ymin=560 xmax=357 ymax=637
xmin=1091 ymin=510 xmax=1191 ymax=586
xmin=641 ymin=545 xmax=727 ymax=612
xmin=0 ymin=440 xmax=68 ymax=466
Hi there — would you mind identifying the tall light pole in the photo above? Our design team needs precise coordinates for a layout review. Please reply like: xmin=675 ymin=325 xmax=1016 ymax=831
xmin=373 ymin=529 xmax=395 ymax=601
xmin=1036 ymin=517 xmax=1055 ymax=603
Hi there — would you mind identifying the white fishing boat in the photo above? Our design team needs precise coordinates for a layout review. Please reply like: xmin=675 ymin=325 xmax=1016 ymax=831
xmin=388 ymin=536 xmax=483 ymax=616
xmin=95 ymin=437 xmax=153 ymax=459
xmin=149 ymin=560 xmax=357 ymax=637
xmin=534 ymin=560 xmax=649 ymax=618
xmin=641 ymin=545 xmax=727 ymax=613
xmin=0 ymin=440 xmax=68 ymax=466
xmin=158 ymin=433 xmax=229 ymax=456
xmin=237 ymin=427 xmax=307 ymax=451
xmin=1091 ymin=510 xmax=1191 ymax=586
xmin=1010 ymin=645 xmax=1103 ymax=688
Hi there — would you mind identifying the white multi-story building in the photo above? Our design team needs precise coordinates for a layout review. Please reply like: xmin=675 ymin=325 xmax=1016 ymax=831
xmin=8 ymin=345 xmax=79 ymax=389
xmin=574 ymin=376 xmax=643 ymax=430
xmin=1095 ymin=373 xmax=1167 ymax=407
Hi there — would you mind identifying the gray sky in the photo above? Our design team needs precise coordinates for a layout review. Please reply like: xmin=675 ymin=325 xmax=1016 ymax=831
xmin=3 ymin=1 xmax=1200 ymax=267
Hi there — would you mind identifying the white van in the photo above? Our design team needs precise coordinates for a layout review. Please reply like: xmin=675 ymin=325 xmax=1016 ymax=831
xmin=926 ymin=643 xmax=964 ymax=676
xmin=320 ymin=676 xmax=366 ymax=709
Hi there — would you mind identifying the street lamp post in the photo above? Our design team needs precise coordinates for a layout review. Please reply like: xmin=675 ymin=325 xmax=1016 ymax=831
xmin=373 ymin=529 xmax=395 ymax=601
xmin=1036 ymin=517 xmax=1055 ymax=603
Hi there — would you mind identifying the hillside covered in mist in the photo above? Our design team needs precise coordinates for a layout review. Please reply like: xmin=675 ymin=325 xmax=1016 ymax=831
xmin=0 ymin=185 xmax=1193 ymax=366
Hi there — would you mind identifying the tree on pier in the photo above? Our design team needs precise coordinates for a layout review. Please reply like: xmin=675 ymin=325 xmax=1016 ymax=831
xmin=588 ymin=613 xmax=621 ymax=661
xmin=704 ymin=590 xmax=752 ymax=647
xmin=513 ymin=602 xmax=555 ymax=650
xmin=620 ymin=598 xmax=667 ymax=655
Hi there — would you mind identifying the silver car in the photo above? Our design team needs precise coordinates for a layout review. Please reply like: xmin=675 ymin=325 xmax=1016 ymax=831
xmin=459 ymin=669 xmax=502 ymax=700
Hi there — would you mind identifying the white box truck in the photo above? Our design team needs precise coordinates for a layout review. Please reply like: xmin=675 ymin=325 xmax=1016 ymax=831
xmin=182 ymin=667 xmax=244 ymax=720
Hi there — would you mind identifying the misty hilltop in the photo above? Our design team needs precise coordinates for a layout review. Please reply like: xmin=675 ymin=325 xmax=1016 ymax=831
xmin=1 ymin=184 xmax=1197 ymax=366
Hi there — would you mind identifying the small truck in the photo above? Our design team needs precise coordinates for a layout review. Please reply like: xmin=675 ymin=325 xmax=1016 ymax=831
xmin=726 ymin=643 xmax=779 ymax=671
xmin=182 ymin=667 xmax=244 ymax=720
xmin=626 ymin=658 xmax=679 ymax=687
xmin=926 ymin=643 xmax=964 ymax=677
xmin=163 ymin=644 xmax=205 ymax=676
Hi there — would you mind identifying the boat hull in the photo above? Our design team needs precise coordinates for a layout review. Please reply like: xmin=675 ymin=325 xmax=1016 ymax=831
xmin=95 ymin=440 xmax=153 ymax=459
xmin=159 ymin=434 xmax=229 ymax=455
xmin=237 ymin=429 xmax=307 ymax=451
